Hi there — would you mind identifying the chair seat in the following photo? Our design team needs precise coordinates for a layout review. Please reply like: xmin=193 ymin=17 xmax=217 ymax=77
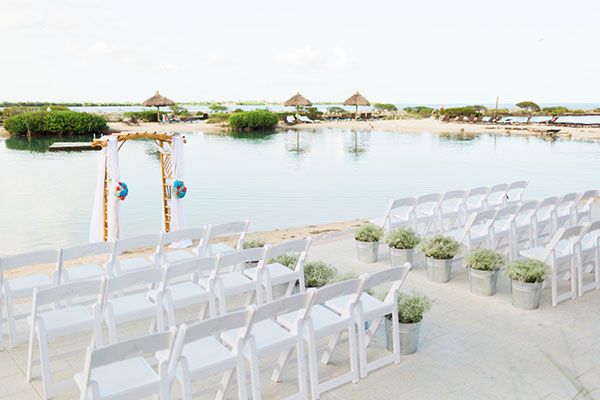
xmin=167 ymin=282 xmax=209 ymax=305
xmin=5 ymin=274 xmax=53 ymax=295
xmin=245 ymin=263 xmax=297 ymax=285
xmin=117 ymin=257 xmax=155 ymax=273
xmin=278 ymin=304 xmax=344 ymax=333
xmin=223 ymin=320 xmax=292 ymax=351
xmin=75 ymin=357 xmax=159 ymax=398
xmin=159 ymin=336 xmax=235 ymax=377
xmin=107 ymin=294 xmax=156 ymax=319
xmin=63 ymin=264 xmax=104 ymax=282
xmin=164 ymin=250 xmax=195 ymax=264
xmin=520 ymin=241 xmax=572 ymax=262
xmin=32 ymin=305 xmax=93 ymax=333
xmin=325 ymin=293 xmax=385 ymax=317
xmin=204 ymin=273 xmax=255 ymax=296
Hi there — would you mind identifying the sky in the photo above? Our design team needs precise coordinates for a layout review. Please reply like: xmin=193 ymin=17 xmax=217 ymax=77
xmin=2 ymin=0 xmax=599 ymax=104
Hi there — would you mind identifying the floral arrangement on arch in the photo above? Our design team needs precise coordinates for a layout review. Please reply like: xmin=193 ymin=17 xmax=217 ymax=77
xmin=115 ymin=181 xmax=129 ymax=201
xmin=173 ymin=180 xmax=188 ymax=199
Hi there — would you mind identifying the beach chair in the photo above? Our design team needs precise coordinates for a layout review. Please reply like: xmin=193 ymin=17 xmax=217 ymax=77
xmin=245 ymin=238 xmax=312 ymax=302
xmin=371 ymin=197 xmax=416 ymax=232
xmin=449 ymin=209 xmax=498 ymax=252
xmin=461 ymin=187 xmax=490 ymax=225
xmin=296 ymin=114 xmax=314 ymax=123
xmin=552 ymin=192 xmax=579 ymax=231
xmin=485 ymin=183 xmax=509 ymax=209
xmin=490 ymin=205 xmax=520 ymax=258
xmin=202 ymin=248 xmax=268 ymax=314
xmin=285 ymin=115 xmax=296 ymax=125
xmin=0 ymin=249 xmax=60 ymax=348
xmin=102 ymin=269 xmax=165 ymax=343
xmin=436 ymin=190 xmax=467 ymax=232
xmin=413 ymin=193 xmax=442 ymax=236
xmin=154 ymin=227 xmax=206 ymax=265
xmin=161 ymin=310 xmax=253 ymax=400
xmin=510 ymin=201 xmax=539 ymax=261
xmin=59 ymin=241 xmax=113 ymax=283
xmin=576 ymin=220 xmax=600 ymax=296
xmin=75 ymin=329 xmax=177 ymax=400
xmin=200 ymin=220 xmax=250 ymax=257
xmin=109 ymin=234 xmax=161 ymax=276
xmin=520 ymin=224 xmax=586 ymax=306
xmin=574 ymin=189 xmax=598 ymax=224
xmin=224 ymin=292 xmax=315 ymax=400
xmin=153 ymin=256 xmax=219 ymax=328
xmin=27 ymin=279 xmax=105 ymax=399
xmin=532 ymin=196 xmax=560 ymax=246
xmin=506 ymin=181 xmax=528 ymax=206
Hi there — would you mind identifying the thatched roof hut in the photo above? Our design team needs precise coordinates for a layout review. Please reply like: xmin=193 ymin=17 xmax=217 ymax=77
xmin=284 ymin=92 xmax=312 ymax=108
xmin=143 ymin=91 xmax=175 ymax=121
xmin=343 ymin=91 xmax=370 ymax=119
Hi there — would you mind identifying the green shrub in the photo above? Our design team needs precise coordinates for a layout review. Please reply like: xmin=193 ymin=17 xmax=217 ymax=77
xmin=243 ymin=238 xmax=266 ymax=249
xmin=374 ymin=103 xmax=398 ymax=112
xmin=3 ymin=111 xmax=107 ymax=136
xmin=228 ymin=110 xmax=279 ymax=131
xmin=403 ymin=106 xmax=434 ymax=118
xmin=124 ymin=110 xmax=164 ymax=122
xmin=270 ymin=253 xmax=299 ymax=268
xmin=209 ymin=103 xmax=228 ymax=112
xmin=541 ymin=106 xmax=570 ymax=115
xmin=505 ymin=260 xmax=547 ymax=283
xmin=206 ymin=112 xmax=230 ymax=124
xmin=385 ymin=229 xmax=419 ymax=250
xmin=441 ymin=106 xmax=486 ymax=118
xmin=465 ymin=249 xmax=504 ymax=271
xmin=395 ymin=293 xmax=432 ymax=323
xmin=355 ymin=224 xmax=384 ymax=242
xmin=419 ymin=236 xmax=461 ymax=259
xmin=304 ymin=261 xmax=337 ymax=287
xmin=326 ymin=106 xmax=346 ymax=114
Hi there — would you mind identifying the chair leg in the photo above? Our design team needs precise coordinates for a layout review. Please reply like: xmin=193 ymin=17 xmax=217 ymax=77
xmin=37 ymin=329 xmax=52 ymax=399
xmin=26 ymin=324 xmax=36 ymax=381
xmin=551 ymin=271 xmax=558 ymax=307
xmin=236 ymin=355 xmax=249 ymax=400
xmin=106 ymin=316 xmax=118 ymax=344
xmin=271 ymin=348 xmax=292 ymax=383
xmin=248 ymin=340 xmax=262 ymax=400
xmin=296 ymin=336 xmax=309 ymax=399
xmin=320 ymin=332 xmax=341 ymax=365
xmin=355 ymin=314 xmax=368 ymax=379
xmin=392 ymin=312 xmax=401 ymax=365
xmin=348 ymin=321 xmax=361 ymax=382
xmin=216 ymin=369 xmax=234 ymax=400
xmin=4 ymin=292 xmax=17 ymax=348
xmin=180 ymin=372 xmax=192 ymax=400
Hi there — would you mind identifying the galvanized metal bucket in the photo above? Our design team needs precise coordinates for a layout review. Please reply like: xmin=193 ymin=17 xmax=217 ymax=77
xmin=356 ymin=240 xmax=379 ymax=263
xmin=426 ymin=257 xmax=453 ymax=283
xmin=389 ymin=248 xmax=414 ymax=267
xmin=385 ymin=318 xmax=421 ymax=355
xmin=468 ymin=268 xmax=499 ymax=296
xmin=511 ymin=280 xmax=543 ymax=310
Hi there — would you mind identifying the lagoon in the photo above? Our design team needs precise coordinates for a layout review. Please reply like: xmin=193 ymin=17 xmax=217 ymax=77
xmin=1 ymin=129 xmax=600 ymax=254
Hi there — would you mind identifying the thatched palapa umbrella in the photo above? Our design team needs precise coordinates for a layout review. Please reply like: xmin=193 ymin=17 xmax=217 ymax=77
xmin=284 ymin=92 xmax=312 ymax=111
xmin=142 ymin=91 xmax=175 ymax=122
xmin=343 ymin=91 xmax=370 ymax=119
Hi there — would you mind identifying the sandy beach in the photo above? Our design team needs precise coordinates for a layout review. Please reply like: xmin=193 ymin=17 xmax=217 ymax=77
xmin=106 ymin=118 xmax=600 ymax=142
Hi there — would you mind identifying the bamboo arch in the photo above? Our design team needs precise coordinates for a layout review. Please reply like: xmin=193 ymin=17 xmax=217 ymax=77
xmin=91 ymin=132 xmax=176 ymax=241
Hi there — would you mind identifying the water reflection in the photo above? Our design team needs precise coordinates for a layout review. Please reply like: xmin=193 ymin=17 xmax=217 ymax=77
xmin=5 ymin=135 xmax=92 ymax=152
xmin=439 ymin=132 xmax=480 ymax=142
xmin=345 ymin=130 xmax=370 ymax=156
xmin=285 ymin=130 xmax=311 ymax=154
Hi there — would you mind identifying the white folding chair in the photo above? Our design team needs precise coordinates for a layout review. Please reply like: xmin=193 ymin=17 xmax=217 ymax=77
xmin=102 ymin=269 xmax=165 ymax=343
xmin=552 ymin=192 xmax=579 ymax=232
xmin=435 ymin=190 xmax=467 ymax=233
xmin=222 ymin=292 xmax=315 ymax=400
xmin=576 ymin=220 xmax=600 ymax=296
xmin=0 ymin=249 xmax=59 ymax=348
xmin=75 ymin=329 xmax=177 ymax=400
xmin=574 ymin=189 xmax=598 ymax=224
xmin=161 ymin=310 xmax=253 ymax=400
xmin=413 ymin=193 xmax=442 ymax=236
xmin=109 ymin=234 xmax=161 ymax=276
xmin=355 ymin=266 xmax=411 ymax=378
xmin=154 ymin=227 xmax=206 ymax=265
xmin=27 ymin=279 xmax=105 ymax=399
xmin=485 ymin=183 xmax=510 ymax=209
xmin=506 ymin=181 xmax=528 ymax=206
xmin=154 ymin=256 xmax=219 ymax=328
xmin=200 ymin=220 xmax=250 ymax=257
xmin=520 ymin=224 xmax=586 ymax=306
xmin=532 ymin=196 xmax=560 ymax=246
xmin=370 ymin=197 xmax=416 ymax=232
xmin=60 ymin=242 xmax=113 ymax=283
xmin=278 ymin=278 xmax=365 ymax=399
xmin=490 ymin=205 xmax=520 ymax=258
xmin=461 ymin=186 xmax=490 ymax=224
xmin=510 ymin=201 xmax=539 ymax=262
xmin=245 ymin=238 xmax=311 ymax=302
xmin=202 ymin=248 xmax=267 ymax=314
xmin=449 ymin=209 xmax=497 ymax=252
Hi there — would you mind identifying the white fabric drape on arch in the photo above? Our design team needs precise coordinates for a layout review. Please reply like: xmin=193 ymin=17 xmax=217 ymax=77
xmin=168 ymin=135 xmax=190 ymax=248
xmin=88 ymin=137 xmax=121 ymax=242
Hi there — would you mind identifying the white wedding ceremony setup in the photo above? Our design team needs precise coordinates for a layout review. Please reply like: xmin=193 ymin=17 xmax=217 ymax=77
xmin=1 ymin=133 xmax=600 ymax=400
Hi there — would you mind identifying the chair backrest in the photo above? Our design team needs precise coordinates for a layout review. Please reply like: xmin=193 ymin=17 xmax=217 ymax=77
xmin=440 ymin=190 xmax=467 ymax=203
xmin=203 ymin=220 xmax=250 ymax=252
xmin=494 ymin=205 xmax=519 ymax=221
xmin=313 ymin=277 xmax=366 ymax=308
xmin=363 ymin=265 xmax=411 ymax=304
xmin=161 ymin=256 xmax=220 ymax=288
xmin=548 ymin=224 xmax=586 ymax=252
xmin=381 ymin=197 xmax=417 ymax=229
xmin=581 ymin=220 xmax=600 ymax=244
xmin=507 ymin=181 xmax=528 ymax=200
xmin=487 ymin=183 xmax=509 ymax=205
xmin=159 ymin=227 xmax=205 ymax=248
xmin=218 ymin=247 xmax=268 ymax=274
xmin=416 ymin=193 xmax=441 ymax=206
xmin=0 ymin=249 xmax=60 ymax=272
xmin=577 ymin=189 xmax=598 ymax=210
xmin=557 ymin=192 xmax=579 ymax=207
xmin=113 ymin=234 xmax=161 ymax=255
xmin=389 ymin=197 xmax=417 ymax=210
xmin=536 ymin=196 xmax=559 ymax=215
xmin=61 ymin=242 xmax=112 ymax=262
xmin=471 ymin=209 xmax=498 ymax=226
xmin=251 ymin=291 xmax=314 ymax=325
xmin=464 ymin=186 xmax=490 ymax=207
xmin=104 ymin=268 xmax=162 ymax=299
xmin=177 ymin=309 xmax=253 ymax=348
xmin=33 ymin=278 xmax=105 ymax=308
xmin=266 ymin=238 xmax=311 ymax=271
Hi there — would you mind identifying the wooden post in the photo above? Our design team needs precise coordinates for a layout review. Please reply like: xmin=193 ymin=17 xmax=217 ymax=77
xmin=494 ymin=96 xmax=499 ymax=120
xmin=159 ymin=141 xmax=171 ymax=233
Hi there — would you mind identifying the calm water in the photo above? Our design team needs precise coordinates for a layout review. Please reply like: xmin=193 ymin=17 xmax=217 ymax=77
xmin=1 ymin=129 xmax=600 ymax=254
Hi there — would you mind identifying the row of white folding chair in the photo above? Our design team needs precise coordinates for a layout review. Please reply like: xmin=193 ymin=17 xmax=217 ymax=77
xmin=0 ymin=221 xmax=249 ymax=349
xmin=519 ymin=221 xmax=600 ymax=306
xmin=376 ymin=181 xmax=528 ymax=234
xmin=75 ymin=266 xmax=411 ymax=400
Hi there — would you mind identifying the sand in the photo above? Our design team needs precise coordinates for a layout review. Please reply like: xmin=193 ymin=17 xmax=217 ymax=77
xmin=108 ymin=118 xmax=600 ymax=142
